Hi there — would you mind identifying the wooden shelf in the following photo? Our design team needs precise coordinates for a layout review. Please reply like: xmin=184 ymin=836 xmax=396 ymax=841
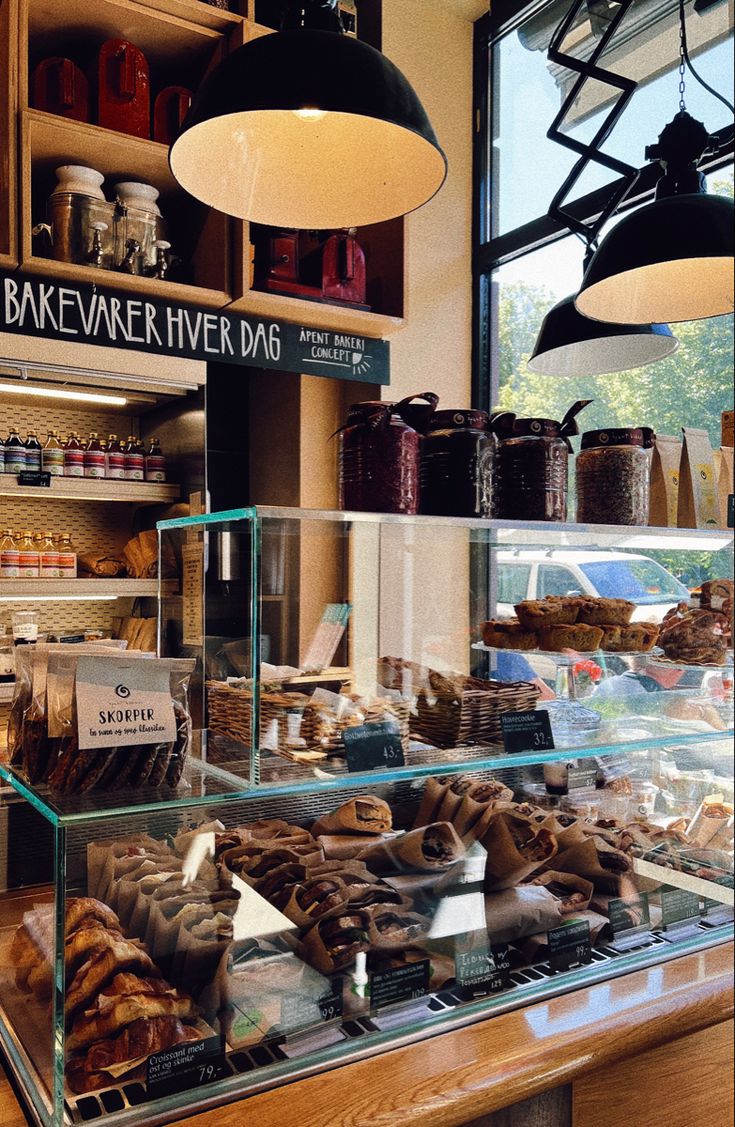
xmin=0 ymin=477 xmax=181 ymax=503
xmin=135 ymin=0 xmax=244 ymax=32
xmin=228 ymin=288 xmax=406 ymax=339
xmin=0 ymin=0 xmax=18 ymax=267
xmin=0 ymin=579 xmax=176 ymax=597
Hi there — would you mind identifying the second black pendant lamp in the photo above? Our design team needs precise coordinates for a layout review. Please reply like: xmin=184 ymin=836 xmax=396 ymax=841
xmin=169 ymin=0 xmax=447 ymax=229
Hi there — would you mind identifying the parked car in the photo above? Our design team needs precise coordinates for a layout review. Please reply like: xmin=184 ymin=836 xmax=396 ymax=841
xmin=495 ymin=550 xmax=689 ymax=624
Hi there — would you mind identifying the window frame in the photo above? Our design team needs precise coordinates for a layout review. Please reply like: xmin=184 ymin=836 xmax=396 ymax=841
xmin=471 ymin=0 xmax=735 ymax=411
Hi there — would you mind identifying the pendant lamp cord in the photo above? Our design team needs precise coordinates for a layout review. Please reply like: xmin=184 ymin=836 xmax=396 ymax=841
xmin=677 ymin=0 xmax=734 ymax=133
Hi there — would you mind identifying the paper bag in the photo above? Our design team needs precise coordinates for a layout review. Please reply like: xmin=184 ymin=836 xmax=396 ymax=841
xmin=649 ymin=434 xmax=682 ymax=527
xmin=678 ymin=427 xmax=719 ymax=528
xmin=714 ymin=447 xmax=734 ymax=529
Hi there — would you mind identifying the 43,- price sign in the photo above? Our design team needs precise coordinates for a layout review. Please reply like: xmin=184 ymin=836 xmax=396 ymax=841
xmin=343 ymin=719 xmax=406 ymax=772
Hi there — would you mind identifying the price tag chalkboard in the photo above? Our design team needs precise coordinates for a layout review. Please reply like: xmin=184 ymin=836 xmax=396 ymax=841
xmin=608 ymin=892 xmax=651 ymax=937
xmin=548 ymin=919 xmax=592 ymax=973
xmin=455 ymin=942 xmax=511 ymax=997
xmin=567 ymin=761 xmax=598 ymax=790
xmin=147 ymin=1033 xmax=225 ymax=1098
xmin=17 ymin=470 xmax=51 ymax=488
xmin=660 ymin=887 xmax=701 ymax=929
xmin=280 ymin=980 xmax=343 ymax=1034
xmin=343 ymin=719 xmax=405 ymax=773
xmin=370 ymin=959 xmax=429 ymax=1011
xmin=500 ymin=710 xmax=555 ymax=755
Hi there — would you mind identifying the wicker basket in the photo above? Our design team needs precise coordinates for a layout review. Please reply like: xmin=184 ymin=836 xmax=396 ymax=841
xmin=378 ymin=657 xmax=540 ymax=748
xmin=207 ymin=681 xmax=411 ymax=759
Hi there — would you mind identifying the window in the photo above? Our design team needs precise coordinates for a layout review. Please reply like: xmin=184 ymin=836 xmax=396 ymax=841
xmin=579 ymin=558 xmax=690 ymax=603
xmin=496 ymin=562 xmax=532 ymax=604
xmin=473 ymin=0 xmax=734 ymax=451
xmin=537 ymin=564 xmax=582 ymax=599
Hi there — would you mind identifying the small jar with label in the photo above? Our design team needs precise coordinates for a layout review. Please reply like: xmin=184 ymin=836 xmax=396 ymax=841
xmin=42 ymin=432 xmax=65 ymax=476
xmin=124 ymin=436 xmax=145 ymax=481
xmin=5 ymin=428 xmax=27 ymax=475
xmin=18 ymin=530 xmax=39 ymax=578
xmin=39 ymin=531 xmax=60 ymax=578
xmin=57 ymin=533 xmax=77 ymax=578
xmin=84 ymin=433 xmax=106 ymax=478
xmin=576 ymin=427 xmax=654 ymax=526
xmin=106 ymin=434 xmax=126 ymax=480
xmin=12 ymin=610 xmax=39 ymax=644
xmin=0 ymin=529 xmax=20 ymax=578
xmin=64 ymin=433 xmax=84 ymax=477
xmin=145 ymin=437 xmax=166 ymax=482
xmin=0 ymin=624 xmax=14 ymax=682
xmin=25 ymin=431 xmax=42 ymax=473
xmin=497 ymin=401 xmax=591 ymax=522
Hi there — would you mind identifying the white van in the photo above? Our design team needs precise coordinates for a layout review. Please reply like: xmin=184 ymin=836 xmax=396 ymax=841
xmin=495 ymin=550 xmax=690 ymax=624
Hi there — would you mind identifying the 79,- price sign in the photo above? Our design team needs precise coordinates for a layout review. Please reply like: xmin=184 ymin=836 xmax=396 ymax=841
xmin=500 ymin=710 xmax=555 ymax=755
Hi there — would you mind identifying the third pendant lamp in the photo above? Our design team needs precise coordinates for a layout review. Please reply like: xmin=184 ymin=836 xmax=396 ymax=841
xmin=169 ymin=0 xmax=447 ymax=229
xmin=576 ymin=0 xmax=734 ymax=325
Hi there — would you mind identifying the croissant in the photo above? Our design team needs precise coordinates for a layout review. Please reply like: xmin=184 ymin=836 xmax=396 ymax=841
xmin=67 ymin=975 xmax=197 ymax=1051
xmin=65 ymin=938 xmax=155 ymax=1020
xmin=66 ymin=1017 xmax=202 ymax=1094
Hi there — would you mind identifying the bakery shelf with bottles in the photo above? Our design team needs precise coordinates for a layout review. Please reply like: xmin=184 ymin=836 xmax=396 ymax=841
xmin=17 ymin=0 xmax=236 ymax=304
xmin=156 ymin=507 xmax=734 ymax=798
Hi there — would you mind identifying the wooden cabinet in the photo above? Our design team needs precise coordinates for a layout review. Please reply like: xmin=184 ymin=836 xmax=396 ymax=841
xmin=0 ymin=0 xmax=18 ymax=268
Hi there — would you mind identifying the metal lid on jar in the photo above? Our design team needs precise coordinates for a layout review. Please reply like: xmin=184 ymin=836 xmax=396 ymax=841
xmin=581 ymin=427 xmax=655 ymax=450
xmin=510 ymin=418 xmax=563 ymax=438
xmin=427 ymin=409 xmax=489 ymax=432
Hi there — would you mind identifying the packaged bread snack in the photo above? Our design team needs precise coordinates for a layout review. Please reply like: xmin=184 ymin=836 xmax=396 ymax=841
xmin=484 ymin=885 xmax=564 ymax=945
xmin=480 ymin=813 xmax=558 ymax=891
xmin=551 ymin=837 xmax=632 ymax=894
xmin=357 ymin=823 xmax=465 ymax=874
xmin=312 ymin=795 xmax=392 ymax=836
xmin=299 ymin=909 xmax=371 ymax=974
xmin=678 ymin=427 xmax=719 ymax=529
xmin=531 ymin=871 xmax=594 ymax=914
xmin=412 ymin=776 xmax=451 ymax=828
xmin=687 ymin=797 xmax=734 ymax=847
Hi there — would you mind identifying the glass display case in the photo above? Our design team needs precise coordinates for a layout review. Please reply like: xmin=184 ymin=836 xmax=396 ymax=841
xmin=0 ymin=506 xmax=731 ymax=1127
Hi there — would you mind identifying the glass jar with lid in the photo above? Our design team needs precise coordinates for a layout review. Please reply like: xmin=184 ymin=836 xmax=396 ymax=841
xmin=421 ymin=410 xmax=514 ymax=518
xmin=337 ymin=393 xmax=438 ymax=515
xmin=576 ymin=427 xmax=655 ymax=526
xmin=497 ymin=401 xmax=591 ymax=523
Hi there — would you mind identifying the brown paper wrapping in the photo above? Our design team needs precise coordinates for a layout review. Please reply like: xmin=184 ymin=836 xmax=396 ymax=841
xmin=312 ymin=795 xmax=392 ymax=836
xmin=412 ymin=777 xmax=449 ymax=828
xmin=176 ymin=908 xmax=238 ymax=991
xmin=78 ymin=552 xmax=126 ymax=578
xmin=551 ymin=838 xmax=632 ymax=893
xmin=299 ymin=909 xmax=371 ymax=974
xmin=481 ymin=813 xmax=557 ymax=892
xmin=318 ymin=834 xmax=390 ymax=861
xmin=530 ymin=871 xmax=594 ymax=914
xmin=434 ymin=777 xmax=476 ymax=824
xmin=452 ymin=795 xmax=491 ymax=841
xmin=649 ymin=434 xmax=682 ymax=527
xmin=86 ymin=837 xmax=161 ymax=901
xmin=358 ymin=823 xmax=465 ymax=874
xmin=280 ymin=877 xmax=351 ymax=929
xmin=714 ymin=447 xmax=734 ymax=530
xmin=688 ymin=799 xmax=734 ymax=848
xmin=366 ymin=906 xmax=431 ymax=949
xmin=677 ymin=427 xmax=719 ymax=529
xmin=485 ymin=885 xmax=564 ymax=944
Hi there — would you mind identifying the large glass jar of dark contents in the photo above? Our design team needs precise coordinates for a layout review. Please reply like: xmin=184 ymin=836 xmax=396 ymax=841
xmin=497 ymin=401 xmax=591 ymax=522
xmin=576 ymin=427 xmax=654 ymax=526
xmin=338 ymin=393 xmax=438 ymax=515
xmin=421 ymin=410 xmax=512 ymax=517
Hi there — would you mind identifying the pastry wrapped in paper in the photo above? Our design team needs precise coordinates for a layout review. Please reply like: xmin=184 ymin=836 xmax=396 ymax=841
xmin=299 ymin=909 xmax=371 ymax=974
xmin=319 ymin=833 xmax=392 ymax=861
xmin=708 ymin=815 xmax=734 ymax=852
xmin=687 ymin=798 xmax=734 ymax=848
xmin=177 ymin=908 xmax=239 ymax=992
xmin=219 ymin=842 xmax=324 ymax=885
xmin=551 ymin=837 xmax=632 ymax=894
xmin=481 ymin=813 xmax=558 ymax=892
xmin=485 ymin=885 xmax=564 ymax=944
xmin=434 ymin=776 xmax=476 ymax=824
xmin=279 ymin=876 xmax=352 ymax=929
xmin=366 ymin=906 xmax=431 ymax=949
xmin=119 ymin=870 xmax=184 ymax=934
xmin=530 ymin=871 xmax=594 ymax=915
xmin=86 ymin=836 xmax=165 ymax=901
xmin=358 ymin=823 xmax=465 ymax=874
xmin=312 ymin=795 xmax=392 ymax=837
xmin=412 ymin=777 xmax=450 ymax=829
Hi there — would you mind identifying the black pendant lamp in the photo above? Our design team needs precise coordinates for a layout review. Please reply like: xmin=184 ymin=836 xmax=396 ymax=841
xmin=576 ymin=0 xmax=735 ymax=325
xmin=169 ymin=0 xmax=447 ymax=229
xmin=528 ymin=0 xmax=678 ymax=376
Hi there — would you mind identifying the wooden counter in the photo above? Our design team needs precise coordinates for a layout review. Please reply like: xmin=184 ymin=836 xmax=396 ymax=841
xmin=1 ymin=943 xmax=732 ymax=1127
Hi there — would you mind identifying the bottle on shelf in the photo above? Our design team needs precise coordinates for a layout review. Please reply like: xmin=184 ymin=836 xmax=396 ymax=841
xmin=39 ymin=531 xmax=60 ymax=579
xmin=42 ymin=432 xmax=65 ymax=477
xmin=145 ymin=437 xmax=166 ymax=483
xmin=124 ymin=435 xmax=145 ymax=481
xmin=106 ymin=434 xmax=125 ymax=480
xmin=18 ymin=530 xmax=40 ymax=578
xmin=0 ymin=529 xmax=20 ymax=578
xmin=25 ymin=432 xmax=42 ymax=474
xmin=5 ymin=429 xmax=27 ymax=475
xmin=84 ymin=432 xmax=106 ymax=479
xmin=63 ymin=433 xmax=84 ymax=477
xmin=57 ymin=533 xmax=77 ymax=579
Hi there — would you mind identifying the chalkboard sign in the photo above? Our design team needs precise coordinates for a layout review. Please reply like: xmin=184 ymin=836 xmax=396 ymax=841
xmin=17 ymin=470 xmax=51 ymax=488
xmin=0 ymin=269 xmax=390 ymax=384
xmin=343 ymin=719 xmax=406 ymax=773
xmin=660 ymin=887 xmax=701 ymax=929
xmin=147 ymin=1033 xmax=225 ymax=1098
xmin=501 ymin=710 xmax=555 ymax=755
xmin=370 ymin=960 xmax=430 ymax=1011
xmin=548 ymin=919 xmax=592 ymax=973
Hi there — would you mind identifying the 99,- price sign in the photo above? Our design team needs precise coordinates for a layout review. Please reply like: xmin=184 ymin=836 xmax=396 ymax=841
xmin=548 ymin=920 xmax=592 ymax=973
xmin=501 ymin=710 xmax=555 ymax=755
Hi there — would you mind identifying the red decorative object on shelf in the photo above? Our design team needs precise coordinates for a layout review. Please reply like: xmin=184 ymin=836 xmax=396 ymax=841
xmin=256 ymin=228 xmax=370 ymax=310
xmin=32 ymin=58 xmax=89 ymax=122
xmin=153 ymin=87 xmax=192 ymax=145
xmin=97 ymin=39 xmax=150 ymax=139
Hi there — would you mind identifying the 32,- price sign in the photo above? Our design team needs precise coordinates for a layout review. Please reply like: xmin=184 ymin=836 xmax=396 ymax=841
xmin=500 ymin=710 xmax=555 ymax=755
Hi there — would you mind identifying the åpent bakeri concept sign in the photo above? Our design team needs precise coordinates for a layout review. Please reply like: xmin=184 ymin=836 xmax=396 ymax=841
xmin=0 ymin=270 xmax=390 ymax=384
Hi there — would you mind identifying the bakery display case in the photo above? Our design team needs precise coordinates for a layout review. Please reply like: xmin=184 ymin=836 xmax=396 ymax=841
xmin=0 ymin=505 xmax=731 ymax=1126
